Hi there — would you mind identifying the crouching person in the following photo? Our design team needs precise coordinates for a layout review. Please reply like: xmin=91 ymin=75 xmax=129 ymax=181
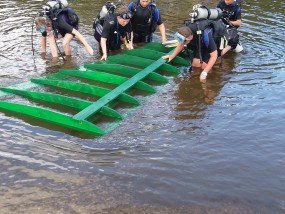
xmin=163 ymin=26 xmax=218 ymax=82
xmin=94 ymin=4 xmax=134 ymax=60
xmin=35 ymin=1 xmax=94 ymax=58
xmin=217 ymin=0 xmax=243 ymax=54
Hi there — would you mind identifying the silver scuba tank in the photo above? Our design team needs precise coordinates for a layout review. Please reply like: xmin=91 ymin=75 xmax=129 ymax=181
xmin=46 ymin=0 xmax=68 ymax=9
xmin=190 ymin=7 xmax=222 ymax=20
xmin=99 ymin=5 xmax=109 ymax=19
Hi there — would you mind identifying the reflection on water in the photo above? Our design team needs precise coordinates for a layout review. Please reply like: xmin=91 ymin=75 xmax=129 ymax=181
xmin=0 ymin=0 xmax=285 ymax=213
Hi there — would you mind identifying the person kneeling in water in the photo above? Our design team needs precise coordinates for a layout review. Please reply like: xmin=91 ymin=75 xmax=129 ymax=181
xmin=35 ymin=3 xmax=93 ymax=58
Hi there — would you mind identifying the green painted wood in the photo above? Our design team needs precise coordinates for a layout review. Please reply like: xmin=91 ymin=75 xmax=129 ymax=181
xmin=1 ymin=88 xmax=90 ymax=110
xmin=107 ymin=55 xmax=180 ymax=74
xmin=0 ymin=88 xmax=122 ymax=119
xmin=59 ymin=70 xmax=156 ymax=93
xmin=0 ymin=45 xmax=187 ymax=136
xmin=0 ymin=73 xmax=70 ymax=98
xmin=60 ymin=69 xmax=126 ymax=85
xmin=144 ymin=42 xmax=173 ymax=53
xmin=99 ymin=106 xmax=123 ymax=119
xmin=144 ymin=42 xmax=193 ymax=59
xmin=84 ymin=63 xmax=169 ymax=83
xmin=73 ymin=50 xmax=174 ymax=121
xmin=125 ymin=48 xmax=190 ymax=66
xmin=31 ymin=78 xmax=139 ymax=106
xmin=0 ymin=101 xmax=104 ymax=135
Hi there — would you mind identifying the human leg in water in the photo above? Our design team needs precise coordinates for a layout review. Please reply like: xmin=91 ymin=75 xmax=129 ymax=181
xmin=62 ymin=33 xmax=73 ymax=56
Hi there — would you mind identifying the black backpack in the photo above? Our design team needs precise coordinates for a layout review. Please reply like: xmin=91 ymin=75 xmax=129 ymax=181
xmin=65 ymin=7 xmax=79 ymax=25
xmin=185 ymin=19 xmax=228 ymax=60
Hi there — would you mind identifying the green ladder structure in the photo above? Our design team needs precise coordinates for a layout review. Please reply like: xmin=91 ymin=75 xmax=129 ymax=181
xmin=0 ymin=43 xmax=189 ymax=136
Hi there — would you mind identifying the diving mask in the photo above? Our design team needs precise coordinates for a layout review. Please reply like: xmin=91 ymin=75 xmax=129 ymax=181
xmin=174 ymin=32 xmax=191 ymax=44
xmin=120 ymin=12 xmax=133 ymax=20
xmin=37 ymin=25 xmax=47 ymax=33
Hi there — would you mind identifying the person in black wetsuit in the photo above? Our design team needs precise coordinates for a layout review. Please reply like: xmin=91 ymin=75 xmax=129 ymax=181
xmin=217 ymin=0 xmax=242 ymax=54
xmin=163 ymin=25 xmax=218 ymax=82
xmin=35 ymin=1 xmax=93 ymax=58
xmin=128 ymin=0 xmax=166 ymax=43
xmin=94 ymin=4 xmax=134 ymax=60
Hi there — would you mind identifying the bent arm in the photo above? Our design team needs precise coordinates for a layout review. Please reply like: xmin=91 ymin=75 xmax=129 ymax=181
xmin=230 ymin=19 xmax=241 ymax=27
xmin=163 ymin=43 xmax=184 ymax=62
xmin=71 ymin=28 xmax=94 ymax=55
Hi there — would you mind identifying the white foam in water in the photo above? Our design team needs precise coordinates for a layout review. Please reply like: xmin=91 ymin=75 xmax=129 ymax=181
xmin=233 ymin=43 xmax=244 ymax=53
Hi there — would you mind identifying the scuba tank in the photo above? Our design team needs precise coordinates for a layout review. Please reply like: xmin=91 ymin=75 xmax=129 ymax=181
xmin=98 ymin=2 xmax=117 ymax=20
xmin=99 ymin=4 xmax=109 ymax=19
xmin=93 ymin=2 xmax=117 ymax=29
xmin=189 ymin=5 xmax=222 ymax=22
xmin=46 ymin=0 xmax=68 ymax=10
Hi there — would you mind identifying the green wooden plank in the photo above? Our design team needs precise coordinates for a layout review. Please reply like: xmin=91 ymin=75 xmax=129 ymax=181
xmin=60 ymin=69 xmax=127 ymax=85
xmin=144 ymin=42 xmax=174 ymax=53
xmin=59 ymin=70 xmax=156 ymax=93
xmin=107 ymin=55 xmax=179 ymax=74
xmin=125 ymin=48 xmax=190 ymax=66
xmin=73 ymin=50 xmax=174 ymax=120
xmin=0 ymin=101 xmax=104 ymax=135
xmin=0 ymin=73 xmax=72 ymax=98
xmin=31 ymin=78 xmax=139 ymax=106
xmin=144 ymin=42 xmax=193 ymax=58
xmin=0 ymin=88 xmax=122 ymax=119
xmin=1 ymin=88 xmax=91 ymax=110
xmin=100 ymin=106 xmax=122 ymax=119
xmin=84 ymin=63 xmax=169 ymax=83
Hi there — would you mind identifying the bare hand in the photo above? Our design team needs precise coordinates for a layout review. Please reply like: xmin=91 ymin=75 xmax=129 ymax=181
xmin=128 ymin=43 xmax=134 ymax=50
xmin=200 ymin=73 xmax=207 ymax=82
xmin=162 ymin=55 xmax=170 ymax=62
xmin=100 ymin=54 xmax=107 ymax=61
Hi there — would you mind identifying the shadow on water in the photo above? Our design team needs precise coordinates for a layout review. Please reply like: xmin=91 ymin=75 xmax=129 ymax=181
xmin=0 ymin=0 xmax=285 ymax=213
xmin=174 ymin=58 xmax=234 ymax=118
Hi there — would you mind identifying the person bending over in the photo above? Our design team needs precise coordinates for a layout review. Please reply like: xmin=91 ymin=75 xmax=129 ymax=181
xmin=94 ymin=4 xmax=134 ymax=60
xmin=35 ymin=3 xmax=93 ymax=58
xmin=163 ymin=26 xmax=218 ymax=82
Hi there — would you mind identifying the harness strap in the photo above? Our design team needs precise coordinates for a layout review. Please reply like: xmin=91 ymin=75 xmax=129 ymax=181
xmin=196 ymin=22 xmax=203 ymax=64
xmin=116 ymin=19 xmax=119 ymax=46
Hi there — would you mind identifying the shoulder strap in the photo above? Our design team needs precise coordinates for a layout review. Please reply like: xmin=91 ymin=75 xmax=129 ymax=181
xmin=131 ymin=0 xmax=139 ymax=11
xmin=196 ymin=21 xmax=203 ymax=64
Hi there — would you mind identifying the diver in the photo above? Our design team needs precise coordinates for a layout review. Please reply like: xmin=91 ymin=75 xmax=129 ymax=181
xmin=35 ymin=0 xmax=94 ymax=58
xmin=128 ymin=0 xmax=166 ymax=43
xmin=162 ymin=5 xmax=228 ymax=81
xmin=163 ymin=26 xmax=218 ymax=82
xmin=163 ymin=25 xmax=218 ymax=82
xmin=217 ymin=0 xmax=243 ymax=54
xmin=94 ymin=4 xmax=134 ymax=61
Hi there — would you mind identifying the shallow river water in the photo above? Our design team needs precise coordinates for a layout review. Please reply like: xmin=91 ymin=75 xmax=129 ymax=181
xmin=0 ymin=0 xmax=284 ymax=213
